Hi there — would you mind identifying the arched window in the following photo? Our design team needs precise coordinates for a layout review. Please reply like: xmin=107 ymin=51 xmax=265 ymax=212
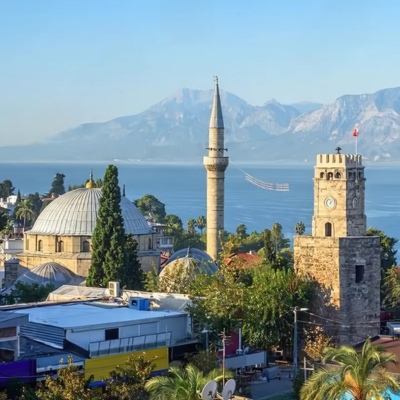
xmin=38 ymin=240 xmax=43 ymax=252
xmin=327 ymin=172 xmax=333 ymax=180
xmin=82 ymin=240 xmax=90 ymax=252
xmin=57 ymin=241 xmax=64 ymax=252
xmin=320 ymin=172 xmax=325 ymax=178
xmin=148 ymin=238 xmax=152 ymax=250
xmin=335 ymin=172 xmax=341 ymax=179
xmin=25 ymin=238 xmax=29 ymax=251
xmin=325 ymin=222 xmax=332 ymax=237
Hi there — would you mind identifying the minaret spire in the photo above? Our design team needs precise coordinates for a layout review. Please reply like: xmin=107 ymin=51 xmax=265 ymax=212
xmin=203 ymin=77 xmax=229 ymax=260
xmin=209 ymin=76 xmax=224 ymax=129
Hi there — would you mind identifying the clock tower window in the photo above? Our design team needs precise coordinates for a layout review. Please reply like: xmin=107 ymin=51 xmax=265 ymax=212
xmin=327 ymin=172 xmax=333 ymax=180
xmin=335 ymin=172 xmax=341 ymax=178
xmin=320 ymin=172 xmax=325 ymax=178
xmin=325 ymin=222 xmax=332 ymax=237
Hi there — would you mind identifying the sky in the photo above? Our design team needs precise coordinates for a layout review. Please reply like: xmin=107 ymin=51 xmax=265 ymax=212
xmin=1 ymin=0 xmax=400 ymax=145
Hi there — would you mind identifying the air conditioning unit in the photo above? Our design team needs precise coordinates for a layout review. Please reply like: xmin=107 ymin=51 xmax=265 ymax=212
xmin=108 ymin=281 xmax=120 ymax=297
xmin=128 ymin=297 xmax=150 ymax=311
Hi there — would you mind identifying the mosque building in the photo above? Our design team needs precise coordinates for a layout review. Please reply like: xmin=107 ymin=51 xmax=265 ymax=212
xmin=11 ymin=176 xmax=160 ymax=284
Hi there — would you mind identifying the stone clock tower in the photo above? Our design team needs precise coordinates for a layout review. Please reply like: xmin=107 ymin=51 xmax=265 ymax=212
xmin=294 ymin=153 xmax=380 ymax=344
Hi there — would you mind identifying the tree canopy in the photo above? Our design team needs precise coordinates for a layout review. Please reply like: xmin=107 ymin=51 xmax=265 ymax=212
xmin=134 ymin=194 xmax=166 ymax=223
xmin=0 ymin=180 xmax=14 ymax=199
xmin=301 ymin=338 xmax=400 ymax=400
xmin=49 ymin=173 xmax=66 ymax=197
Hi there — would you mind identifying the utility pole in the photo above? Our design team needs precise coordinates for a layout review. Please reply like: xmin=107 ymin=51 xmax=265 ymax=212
xmin=220 ymin=329 xmax=231 ymax=387
xmin=293 ymin=307 xmax=308 ymax=377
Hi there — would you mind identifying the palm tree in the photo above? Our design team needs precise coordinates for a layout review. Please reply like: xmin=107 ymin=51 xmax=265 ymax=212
xmin=145 ymin=364 xmax=230 ymax=400
xmin=15 ymin=200 xmax=36 ymax=229
xmin=187 ymin=219 xmax=197 ymax=237
xmin=301 ymin=338 xmax=400 ymax=400
xmin=196 ymin=216 xmax=206 ymax=235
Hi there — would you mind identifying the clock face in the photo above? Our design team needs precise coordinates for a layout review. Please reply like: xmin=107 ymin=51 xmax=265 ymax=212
xmin=324 ymin=197 xmax=336 ymax=210
xmin=352 ymin=197 xmax=359 ymax=209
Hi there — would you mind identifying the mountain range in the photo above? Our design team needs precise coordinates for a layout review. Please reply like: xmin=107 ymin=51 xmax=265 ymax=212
xmin=3 ymin=86 xmax=400 ymax=163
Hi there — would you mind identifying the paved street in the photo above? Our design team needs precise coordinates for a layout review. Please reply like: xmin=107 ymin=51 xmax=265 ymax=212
xmin=248 ymin=369 xmax=294 ymax=400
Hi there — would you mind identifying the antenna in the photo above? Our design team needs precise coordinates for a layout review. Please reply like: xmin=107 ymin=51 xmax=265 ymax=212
xmin=221 ymin=379 xmax=236 ymax=400
xmin=201 ymin=380 xmax=218 ymax=400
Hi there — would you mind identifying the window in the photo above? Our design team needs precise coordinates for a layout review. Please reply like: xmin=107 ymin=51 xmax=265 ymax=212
xmin=57 ymin=241 xmax=64 ymax=252
xmin=38 ymin=240 xmax=43 ymax=252
xmin=356 ymin=265 xmax=364 ymax=283
xmin=335 ymin=172 xmax=341 ymax=179
xmin=320 ymin=172 xmax=325 ymax=178
xmin=82 ymin=240 xmax=90 ymax=252
xmin=148 ymin=238 xmax=152 ymax=250
xmin=325 ymin=222 xmax=332 ymax=237
xmin=105 ymin=328 xmax=119 ymax=341
xmin=25 ymin=239 xmax=29 ymax=251
xmin=327 ymin=172 xmax=333 ymax=180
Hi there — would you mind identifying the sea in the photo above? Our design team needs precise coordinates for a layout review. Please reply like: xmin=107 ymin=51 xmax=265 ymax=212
xmin=1 ymin=161 xmax=400 ymax=248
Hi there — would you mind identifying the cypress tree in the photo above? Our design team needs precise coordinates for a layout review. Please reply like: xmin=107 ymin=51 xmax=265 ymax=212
xmin=87 ymin=165 xmax=126 ymax=287
xmin=124 ymin=234 xmax=144 ymax=290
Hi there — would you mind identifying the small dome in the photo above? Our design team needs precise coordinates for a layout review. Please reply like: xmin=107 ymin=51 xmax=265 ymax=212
xmin=163 ymin=247 xmax=218 ymax=276
xmin=85 ymin=171 xmax=96 ymax=189
xmin=13 ymin=262 xmax=85 ymax=289
xmin=29 ymin=188 xmax=153 ymax=236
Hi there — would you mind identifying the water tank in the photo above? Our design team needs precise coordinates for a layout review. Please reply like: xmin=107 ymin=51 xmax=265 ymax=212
xmin=128 ymin=297 xmax=150 ymax=311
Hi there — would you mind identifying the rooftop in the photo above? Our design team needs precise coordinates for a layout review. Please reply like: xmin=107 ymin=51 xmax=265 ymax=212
xmin=11 ymin=302 xmax=185 ymax=330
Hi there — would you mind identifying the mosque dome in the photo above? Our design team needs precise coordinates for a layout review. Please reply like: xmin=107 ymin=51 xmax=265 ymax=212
xmin=162 ymin=247 xmax=218 ymax=276
xmin=29 ymin=188 xmax=153 ymax=236
xmin=14 ymin=262 xmax=85 ymax=288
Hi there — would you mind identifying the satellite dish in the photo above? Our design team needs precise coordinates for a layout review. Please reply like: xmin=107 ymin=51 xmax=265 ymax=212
xmin=201 ymin=380 xmax=217 ymax=400
xmin=221 ymin=379 xmax=236 ymax=400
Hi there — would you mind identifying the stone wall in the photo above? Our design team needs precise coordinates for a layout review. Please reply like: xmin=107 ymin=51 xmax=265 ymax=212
xmin=294 ymin=235 xmax=380 ymax=344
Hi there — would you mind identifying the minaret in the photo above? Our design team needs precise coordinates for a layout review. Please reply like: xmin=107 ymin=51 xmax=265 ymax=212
xmin=203 ymin=77 xmax=229 ymax=260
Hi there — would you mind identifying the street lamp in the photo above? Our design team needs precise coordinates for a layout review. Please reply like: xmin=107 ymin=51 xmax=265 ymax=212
xmin=293 ymin=307 xmax=308 ymax=377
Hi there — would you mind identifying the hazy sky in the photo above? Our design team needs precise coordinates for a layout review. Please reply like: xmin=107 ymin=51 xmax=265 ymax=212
xmin=1 ymin=0 xmax=400 ymax=145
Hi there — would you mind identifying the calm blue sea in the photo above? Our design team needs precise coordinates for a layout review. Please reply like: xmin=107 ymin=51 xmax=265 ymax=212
xmin=1 ymin=162 xmax=400 ymax=247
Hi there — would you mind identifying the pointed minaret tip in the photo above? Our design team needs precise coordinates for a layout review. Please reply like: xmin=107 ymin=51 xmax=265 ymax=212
xmin=209 ymin=76 xmax=224 ymax=129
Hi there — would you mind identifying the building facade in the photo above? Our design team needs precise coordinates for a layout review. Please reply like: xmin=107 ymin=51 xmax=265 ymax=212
xmin=294 ymin=153 xmax=381 ymax=344
xmin=16 ymin=185 xmax=160 ymax=279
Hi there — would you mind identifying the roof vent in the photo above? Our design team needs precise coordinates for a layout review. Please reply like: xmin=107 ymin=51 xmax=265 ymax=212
xmin=108 ymin=281 xmax=120 ymax=297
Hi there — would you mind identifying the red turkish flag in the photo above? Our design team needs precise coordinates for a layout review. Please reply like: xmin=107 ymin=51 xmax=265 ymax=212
xmin=352 ymin=124 xmax=359 ymax=137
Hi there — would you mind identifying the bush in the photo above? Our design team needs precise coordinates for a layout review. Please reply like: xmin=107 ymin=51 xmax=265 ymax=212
xmin=293 ymin=371 xmax=304 ymax=400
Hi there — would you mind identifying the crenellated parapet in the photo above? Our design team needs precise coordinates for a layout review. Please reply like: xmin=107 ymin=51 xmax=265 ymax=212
xmin=316 ymin=154 xmax=362 ymax=168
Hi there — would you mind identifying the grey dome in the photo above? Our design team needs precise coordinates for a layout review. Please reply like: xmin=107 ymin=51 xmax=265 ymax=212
xmin=29 ymin=188 xmax=153 ymax=236
xmin=15 ymin=262 xmax=85 ymax=288
xmin=163 ymin=247 xmax=218 ymax=275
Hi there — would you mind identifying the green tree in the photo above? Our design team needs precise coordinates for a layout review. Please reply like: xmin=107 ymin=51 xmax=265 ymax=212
xmin=367 ymin=227 xmax=398 ymax=271
xmin=36 ymin=356 xmax=99 ymax=400
xmin=271 ymin=222 xmax=290 ymax=252
xmin=145 ymin=364 xmax=230 ymax=400
xmin=87 ymin=165 xmax=125 ymax=288
xmin=16 ymin=189 xmax=22 ymax=204
xmin=262 ymin=229 xmax=276 ymax=266
xmin=124 ymin=234 xmax=144 ymax=290
xmin=301 ymin=338 xmax=400 ymax=400
xmin=4 ymin=282 xmax=54 ymax=304
xmin=165 ymin=214 xmax=184 ymax=235
xmin=49 ymin=173 xmax=66 ymax=197
xmin=105 ymin=352 xmax=156 ymax=400
xmin=196 ymin=216 xmax=206 ymax=235
xmin=26 ymin=192 xmax=43 ymax=216
xmin=0 ymin=210 xmax=8 ymax=232
xmin=187 ymin=218 xmax=197 ymax=236
xmin=295 ymin=221 xmax=306 ymax=235
xmin=15 ymin=199 xmax=36 ymax=229
xmin=236 ymin=223 xmax=247 ymax=239
xmin=383 ymin=265 xmax=400 ymax=308
xmin=0 ymin=179 xmax=14 ymax=198
xmin=244 ymin=266 xmax=314 ymax=352
xmin=134 ymin=195 xmax=166 ymax=223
